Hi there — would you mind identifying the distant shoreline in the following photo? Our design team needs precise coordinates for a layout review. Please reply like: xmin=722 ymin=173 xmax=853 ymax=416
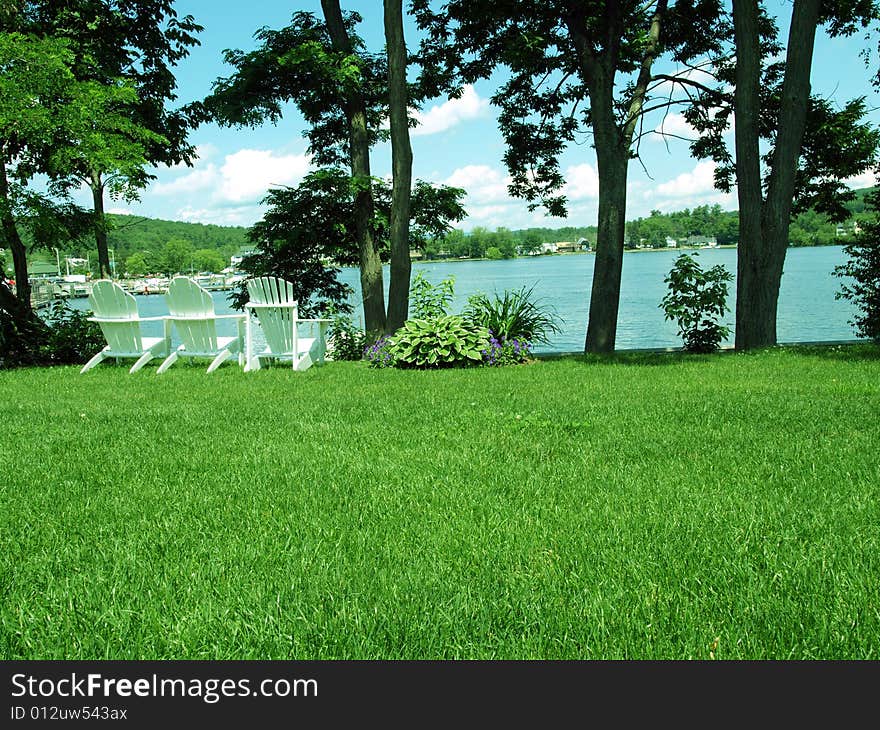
xmin=417 ymin=243 xmax=738 ymax=264
xmin=414 ymin=241 xmax=852 ymax=264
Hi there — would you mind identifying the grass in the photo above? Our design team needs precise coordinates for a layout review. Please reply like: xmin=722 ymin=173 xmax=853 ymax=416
xmin=1 ymin=344 xmax=879 ymax=659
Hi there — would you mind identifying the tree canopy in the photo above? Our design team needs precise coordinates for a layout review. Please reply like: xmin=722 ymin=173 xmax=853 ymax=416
xmin=231 ymin=169 xmax=466 ymax=318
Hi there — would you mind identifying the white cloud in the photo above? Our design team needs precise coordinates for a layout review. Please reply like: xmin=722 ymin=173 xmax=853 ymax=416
xmin=467 ymin=204 xmax=513 ymax=222
xmin=193 ymin=143 xmax=219 ymax=162
xmin=152 ymin=164 xmax=220 ymax=196
xmin=444 ymin=164 xmax=510 ymax=203
xmin=218 ymin=149 xmax=311 ymax=203
xmin=655 ymin=160 xmax=718 ymax=198
xmin=412 ymin=85 xmax=490 ymax=137
xmin=151 ymin=148 xmax=312 ymax=206
xmin=845 ymin=170 xmax=878 ymax=190
xmin=563 ymin=163 xmax=599 ymax=200
xmin=652 ymin=112 xmax=696 ymax=140
xmin=442 ymin=162 xmax=598 ymax=229
xmin=176 ymin=204 xmax=264 ymax=227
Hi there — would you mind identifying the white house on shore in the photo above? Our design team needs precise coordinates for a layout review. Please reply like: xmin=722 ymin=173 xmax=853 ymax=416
xmin=686 ymin=235 xmax=718 ymax=248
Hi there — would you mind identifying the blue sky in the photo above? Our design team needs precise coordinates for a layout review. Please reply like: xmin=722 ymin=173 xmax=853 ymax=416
xmin=89 ymin=0 xmax=880 ymax=231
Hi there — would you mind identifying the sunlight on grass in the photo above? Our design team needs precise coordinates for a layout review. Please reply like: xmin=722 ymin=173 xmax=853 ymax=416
xmin=1 ymin=346 xmax=879 ymax=659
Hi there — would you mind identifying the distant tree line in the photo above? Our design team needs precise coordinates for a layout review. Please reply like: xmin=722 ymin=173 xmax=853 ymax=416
xmin=424 ymin=190 xmax=877 ymax=258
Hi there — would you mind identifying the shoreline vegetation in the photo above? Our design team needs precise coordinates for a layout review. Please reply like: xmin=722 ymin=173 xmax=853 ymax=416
xmin=415 ymin=243 xmax=743 ymax=264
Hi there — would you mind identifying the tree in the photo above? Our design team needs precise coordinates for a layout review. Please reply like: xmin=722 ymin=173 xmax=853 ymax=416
xmin=230 ymin=169 xmax=466 ymax=321
xmin=0 ymin=30 xmax=147 ymax=315
xmin=125 ymin=251 xmax=148 ymax=277
xmin=16 ymin=0 xmax=202 ymax=279
xmin=835 ymin=183 xmax=880 ymax=342
xmin=520 ymin=231 xmax=542 ymax=255
xmin=161 ymin=239 xmax=193 ymax=274
xmin=498 ymin=236 xmax=517 ymax=259
xmin=192 ymin=249 xmax=226 ymax=273
xmin=203 ymin=7 xmax=389 ymax=332
xmin=685 ymin=1 xmax=880 ymax=349
xmin=384 ymin=0 xmax=414 ymax=332
xmin=414 ymin=0 xmax=728 ymax=352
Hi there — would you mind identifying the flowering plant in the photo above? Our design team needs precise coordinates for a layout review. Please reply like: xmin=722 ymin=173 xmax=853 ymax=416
xmin=365 ymin=335 xmax=395 ymax=368
xmin=482 ymin=331 xmax=532 ymax=366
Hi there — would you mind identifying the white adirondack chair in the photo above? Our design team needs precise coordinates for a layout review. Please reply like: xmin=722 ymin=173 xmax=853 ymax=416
xmin=157 ymin=276 xmax=245 ymax=374
xmin=244 ymin=276 xmax=331 ymax=372
xmin=81 ymin=280 xmax=170 ymax=374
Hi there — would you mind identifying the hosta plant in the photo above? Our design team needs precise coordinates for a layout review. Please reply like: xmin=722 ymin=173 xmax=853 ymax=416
xmin=388 ymin=316 xmax=488 ymax=369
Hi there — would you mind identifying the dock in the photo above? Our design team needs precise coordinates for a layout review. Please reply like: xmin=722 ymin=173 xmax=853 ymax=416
xmin=28 ymin=274 xmax=242 ymax=307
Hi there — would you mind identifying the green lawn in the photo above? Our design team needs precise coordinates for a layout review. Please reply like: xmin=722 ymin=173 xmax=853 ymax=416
xmin=2 ymin=346 xmax=879 ymax=659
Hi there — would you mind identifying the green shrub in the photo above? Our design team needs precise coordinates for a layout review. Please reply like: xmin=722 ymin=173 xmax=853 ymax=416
xmin=41 ymin=300 xmax=104 ymax=365
xmin=0 ymin=309 xmax=45 ymax=369
xmin=485 ymin=246 xmax=503 ymax=260
xmin=464 ymin=285 xmax=561 ymax=345
xmin=388 ymin=316 xmax=488 ymax=369
xmin=409 ymin=272 xmax=455 ymax=319
xmin=327 ymin=310 xmax=367 ymax=361
xmin=660 ymin=253 xmax=732 ymax=353
xmin=834 ymin=193 xmax=880 ymax=342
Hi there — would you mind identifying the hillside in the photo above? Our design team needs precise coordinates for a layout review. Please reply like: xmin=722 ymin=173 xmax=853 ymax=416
xmin=105 ymin=214 xmax=250 ymax=259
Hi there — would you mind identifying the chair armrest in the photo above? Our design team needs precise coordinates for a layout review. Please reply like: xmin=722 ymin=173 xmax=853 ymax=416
xmin=138 ymin=316 xmax=169 ymax=322
xmin=166 ymin=314 xmax=245 ymax=320
xmin=244 ymin=302 xmax=296 ymax=310
xmin=297 ymin=318 xmax=333 ymax=324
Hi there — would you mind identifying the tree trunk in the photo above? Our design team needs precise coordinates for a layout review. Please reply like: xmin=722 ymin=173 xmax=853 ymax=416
xmin=585 ymin=140 xmax=629 ymax=353
xmin=733 ymin=0 xmax=821 ymax=349
xmin=569 ymin=2 xmax=665 ymax=354
xmin=384 ymin=0 xmax=413 ymax=334
xmin=0 ymin=156 xmax=31 ymax=312
xmin=732 ymin=0 xmax=767 ymax=349
xmin=321 ymin=0 xmax=387 ymax=334
xmin=90 ymin=168 xmax=112 ymax=278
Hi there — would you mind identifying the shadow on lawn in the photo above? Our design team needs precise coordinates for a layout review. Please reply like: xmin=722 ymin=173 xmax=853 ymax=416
xmin=539 ymin=342 xmax=880 ymax=366
xmin=775 ymin=342 xmax=880 ymax=363
xmin=537 ymin=349 xmax=723 ymax=367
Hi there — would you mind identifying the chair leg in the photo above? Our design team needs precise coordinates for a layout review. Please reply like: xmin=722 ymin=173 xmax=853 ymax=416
xmin=156 ymin=348 xmax=181 ymax=375
xmin=207 ymin=348 xmax=232 ymax=374
xmin=244 ymin=353 xmax=262 ymax=372
xmin=130 ymin=350 xmax=156 ymax=374
xmin=80 ymin=347 xmax=109 ymax=374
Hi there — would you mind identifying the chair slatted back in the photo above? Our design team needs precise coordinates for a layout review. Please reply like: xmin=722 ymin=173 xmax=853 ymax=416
xmin=247 ymin=277 xmax=298 ymax=355
xmin=88 ymin=280 xmax=142 ymax=354
xmin=166 ymin=276 xmax=218 ymax=353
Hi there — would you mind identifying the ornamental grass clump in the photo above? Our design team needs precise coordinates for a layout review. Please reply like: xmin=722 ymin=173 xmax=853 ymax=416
xmin=464 ymin=285 xmax=561 ymax=345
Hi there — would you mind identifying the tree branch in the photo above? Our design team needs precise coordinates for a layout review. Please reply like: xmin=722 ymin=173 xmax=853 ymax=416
xmin=651 ymin=74 xmax=729 ymax=103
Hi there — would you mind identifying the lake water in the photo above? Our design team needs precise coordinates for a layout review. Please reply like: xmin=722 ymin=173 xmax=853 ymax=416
xmin=337 ymin=245 xmax=860 ymax=351
xmin=76 ymin=245 xmax=860 ymax=353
